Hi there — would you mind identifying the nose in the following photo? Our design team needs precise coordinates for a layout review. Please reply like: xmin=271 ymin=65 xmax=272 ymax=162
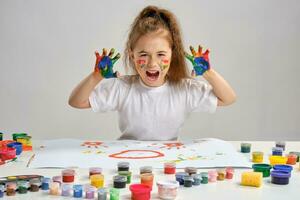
xmin=148 ymin=57 xmax=158 ymax=68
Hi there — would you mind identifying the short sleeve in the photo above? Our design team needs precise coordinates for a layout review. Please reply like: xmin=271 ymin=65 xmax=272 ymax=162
xmin=89 ymin=78 xmax=121 ymax=113
xmin=186 ymin=79 xmax=218 ymax=113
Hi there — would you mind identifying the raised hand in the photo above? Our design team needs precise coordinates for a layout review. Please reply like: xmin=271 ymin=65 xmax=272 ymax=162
xmin=185 ymin=45 xmax=210 ymax=76
xmin=94 ymin=48 xmax=121 ymax=78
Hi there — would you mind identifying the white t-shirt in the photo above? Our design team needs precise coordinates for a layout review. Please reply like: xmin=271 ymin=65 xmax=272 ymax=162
xmin=89 ymin=75 xmax=217 ymax=140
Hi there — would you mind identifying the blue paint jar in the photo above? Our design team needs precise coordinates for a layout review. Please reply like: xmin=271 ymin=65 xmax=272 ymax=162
xmin=241 ymin=143 xmax=251 ymax=153
xmin=273 ymin=164 xmax=293 ymax=173
xmin=6 ymin=142 xmax=23 ymax=155
xmin=272 ymin=147 xmax=283 ymax=156
xmin=192 ymin=174 xmax=201 ymax=186
xmin=200 ymin=172 xmax=208 ymax=184
xmin=175 ymin=172 xmax=188 ymax=185
xmin=0 ymin=185 xmax=4 ymax=197
xmin=73 ymin=184 xmax=83 ymax=198
xmin=41 ymin=177 xmax=50 ymax=190
xmin=271 ymin=170 xmax=291 ymax=185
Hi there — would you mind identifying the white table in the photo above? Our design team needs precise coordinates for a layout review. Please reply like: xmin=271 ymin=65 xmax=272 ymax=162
xmin=0 ymin=141 xmax=299 ymax=200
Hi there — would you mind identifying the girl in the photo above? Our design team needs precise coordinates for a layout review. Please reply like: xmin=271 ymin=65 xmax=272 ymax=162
xmin=69 ymin=6 xmax=236 ymax=140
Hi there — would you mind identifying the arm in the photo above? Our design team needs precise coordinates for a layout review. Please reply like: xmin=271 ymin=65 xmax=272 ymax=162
xmin=203 ymin=69 xmax=236 ymax=106
xmin=68 ymin=48 xmax=120 ymax=109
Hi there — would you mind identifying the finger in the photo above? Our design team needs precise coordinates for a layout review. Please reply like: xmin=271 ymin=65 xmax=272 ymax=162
xmin=108 ymin=48 xmax=115 ymax=58
xmin=112 ymin=53 xmax=121 ymax=65
xmin=102 ymin=48 xmax=107 ymax=56
xmin=203 ymin=49 xmax=210 ymax=61
xmin=190 ymin=46 xmax=196 ymax=56
xmin=94 ymin=51 xmax=101 ymax=66
xmin=191 ymin=69 xmax=196 ymax=78
xmin=184 ymin=52 xmax=194 ymax=62
xmin=198 ymin=45 xmax=202 ymax=56
xmin=116 ymin=71 xmax=121 ymax=78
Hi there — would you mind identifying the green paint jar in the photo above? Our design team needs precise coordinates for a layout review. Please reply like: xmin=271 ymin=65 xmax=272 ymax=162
xmin=252 ymin=163 xmax=272 ymax=177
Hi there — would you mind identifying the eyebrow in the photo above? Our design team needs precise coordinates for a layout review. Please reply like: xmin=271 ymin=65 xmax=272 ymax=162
xmin=138 ymin=50 xmax=167 ymax=54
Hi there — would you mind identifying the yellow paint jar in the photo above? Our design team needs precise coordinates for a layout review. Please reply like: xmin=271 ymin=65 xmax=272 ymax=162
xmin=269 ymin=155 xmax=287 ymax=166
xmin=241 ymin=172 xmax=262 ymax=187
xmin=252 ymin=151 xmax=264 ymax=163
xmin=90 ymin=174 xmax=104 ymax=188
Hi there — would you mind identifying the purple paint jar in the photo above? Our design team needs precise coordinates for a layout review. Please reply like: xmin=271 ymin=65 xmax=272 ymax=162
xmin=271 ymin=170 xmax=291 ymax=185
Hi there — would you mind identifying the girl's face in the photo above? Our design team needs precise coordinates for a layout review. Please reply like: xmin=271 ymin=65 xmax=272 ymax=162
xmin=132 ymin=30 xmax=172 ymax=87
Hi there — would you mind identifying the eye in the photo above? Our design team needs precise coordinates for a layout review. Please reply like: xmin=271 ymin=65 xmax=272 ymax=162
xmin=140 ymin=54 xmax=147 ymax=57
xmin=158 ymin=53 xmax=165 ymax=57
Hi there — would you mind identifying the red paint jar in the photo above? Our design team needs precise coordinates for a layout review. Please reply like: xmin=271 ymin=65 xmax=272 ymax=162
xmin=130 ymin=184 xmax=152 ymax=200
xmin=62 ymin=169 xmax=75 ymax=183
xmin=0 ymin=147 xmax=16 ymax=161
xmin=164 ymin=162 xmax=176 ymax=174
xmin=225 ymin=167 xmax=234 ymax=179
xmin=286 ymin=154 xmax=297 ymax=165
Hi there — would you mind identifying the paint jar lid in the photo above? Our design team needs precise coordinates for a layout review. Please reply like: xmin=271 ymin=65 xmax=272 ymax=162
xmin=0 ymin=185 xmax=4 ymax=191
xmin=113 ymin=175 xmax=127 ymax=182
xmin=272 ymin=147 xmax=283 ymax=151
xmin=7 ymin=142 xmax=23 ymax=148
xmin=226 ymin=167 xmax=234 ymax=173
xmin=184 ymin=167 xmax=197 ymax=173
xmin=287 ymin=154 xmax=297 ymax=159
xmin=217 ymin=168 xmax=226 ymax=173
xmin=289 ymin=151 xmax=300 ymax=156
xmin=252 ymin=151 xmax=263 ymax=155
xmin=241 ymin=143 xmax=251 ymax=147
xmin=110 ymin=188 xmax=120 ymax=196
xmin=208 ymin=170 xmax=218 ymax=177
xmin=62 ymin=183 xmax=72 ymax=191
xmin=50 ymin=182 xmax=60 ymax=189
xmin=140 ymin=166 xmax=153 ymax=173
xmin=183 ymin=175 xmax=193 ymax=181
xmin=62 ymin=169 xmax=75 ymax=176
xmin=275 ymin=141 xmax=286 ymax=146
xmin=200 ymin=172 xmax=209 ymax=177
xmin=84 ymin=184 xmax=96 ymax=192
xmin=175 ymin=172 xmax=188 ymax=178
xmin=6 ymin=182 xmax=17 ymax=189
xmin=17 ymin=180 xmax=29 ymax=187
xmin=30 ymin=178 xmax=41 ymax=186
xmin=42 ymin=177 xmax=51 ymax=183
xmin=73 ymin=184 xmax=83 ymax=191
xmin=252 ymin=163 xmax=272 ymax=170
xmin=271 ymin=170 xmax=291 ymax=178
xmin=192 ymin=174 xmax=202 ymax=180
xmin=118 ymin=171 xmax=132 ymax=176
xmin=117 ymin=162 xmax=129 ymax=167
xmin=273 ymin=164 xmax=293 ymax=172
xmin=130 ymin=184 xmax=151 ymax=194
xmin=97 ymin=188 xmax=107 ymax=195
xmin=89 ymin=167 xmax=102 ymax=173
xmin=164 ymin=162 xmax=176 ymax=167
xmin=157 ymin=180 xmax=179 ymax=189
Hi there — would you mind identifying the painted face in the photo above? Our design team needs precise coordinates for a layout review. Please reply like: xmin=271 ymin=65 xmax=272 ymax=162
xmin=132 ymin=30 xmax=172 ymax=87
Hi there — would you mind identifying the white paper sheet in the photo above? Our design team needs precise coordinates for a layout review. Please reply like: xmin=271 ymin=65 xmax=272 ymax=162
xmin=29 ymin=138 xmax=251 ymax=169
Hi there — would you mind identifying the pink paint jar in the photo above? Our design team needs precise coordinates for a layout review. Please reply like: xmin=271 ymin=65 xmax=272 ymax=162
xmin=129 ymin=184 xmax=152 ymax=200
xmin=157 ymin=180 xmax=179 ymax=200
xmin=208 ymin=170 xmax=218 ymax=182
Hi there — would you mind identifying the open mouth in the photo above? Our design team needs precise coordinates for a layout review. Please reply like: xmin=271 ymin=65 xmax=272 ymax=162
xmin=145 ymin=70 xmax=160 ymax=81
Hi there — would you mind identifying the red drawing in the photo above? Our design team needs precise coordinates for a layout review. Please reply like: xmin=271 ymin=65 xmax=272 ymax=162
xmin=81 ymin=141 xmax=108 ymax=148
xmin=109 ymin=150 xmax=164 ymax=159
xmin=160 ymin=142 xmax=186 ymax=150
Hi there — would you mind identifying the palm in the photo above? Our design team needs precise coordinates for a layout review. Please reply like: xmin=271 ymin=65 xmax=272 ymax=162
xmin=94 ymin=48 xmax=120 ymax=78
xmin=185 ymin=45 xmax=210 ymax=76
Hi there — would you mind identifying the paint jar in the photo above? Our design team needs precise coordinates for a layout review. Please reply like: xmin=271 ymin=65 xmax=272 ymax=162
xmin=97 ymin=188 xmax=107 ymax=200
xmin=157 ymin=180 xmax=179 ymax=200
xmin=6 ymin=182 xmax=17 ymax=196
xmin=175 ymin=172 xmax=188 ymax=185
xmin=275 ymin=141 xmax=286 ymax=151
xmin=52 ymin=176 xmax=62 ymax=185
xmin=62 ymin=169 xmax=75 ymax=183
xmin=0 ymin=185 xmax=4 ymax=198
xmin=225 ymin=167 xmax=234 ymax=179
xmin=286 ymin=154 xmax=297 ymax=165
xmin=12 ymin=133 xmax=27 ymax=141
xmin=0 ymin=132 xmax=3 ymax=141
xmin=217 ymin=168 xmax=226 ymax=181
xmin=269 ymin=155 xmax=287 ymax=166
xmin=90 ymin=174 xmax=104 ymax=188
xmin=241 ymin=172 xmax=262 ymax=187
xmin=272 ymin=147 xmax=283 ymax=156
xmin=183 ymin=175 xmax=193 ymax=187
xmin=273 ymin=164 xmax=293 ymax=173
xmin=113 ymin=175 xmax=127 ymax=189
xmin=129 ymin=184 xmax=151 ymax=200
xmin=164 ymin=162 xmax=176 ymax=174
xmin=17 ymin=180 xmax=29 ymax=194
xmin=252 ymin=151 xmax=264 ymax=163
xmin=271 ymin=170 xmax=291 ymax=185
xmin=192 ymin=174 xmax=202 ymax=185
xmin=49 ymin=182 xmax=60 ymax=195
xmin=140 ymin=173 xmax=154 ymax=188
xmin=85 ymin=184 xmax=97 ymax=199
xmin=118 ymin=171 xmax=132 ymax=184
xmin=16 ymin=135 xmax=32 ymax=151
xmin=117 ymin=162 xmax=129 ymax=172
xmin=41 ymin=177 xmax=51 ymax=190
xmin=184 ymin=167 xmax=197 ymax=175
xmin=6 ymin=142 xmax=23 ymax=155
xmin=61 ymin=184 xmax=72 ymax=196
xmin=208 ymin=170 xmax=218 ymax=182
xmin=140 ymin=166 xmax=153 ymax=174
xmin=73 ymin=184 xmax=83 ymax=198
xmin=110 ymin=188 xmax=120 ymax=200
xmin=289 ymin=151 xmax=300 ymax=162
xmin=0 ymin=147 xmax=16 ymax=161
xmin=241 ymin=143 xmax=251 ymax=153
xmin=30 ymin=178 xmax=41 ymax=192
xmin=89 ymin=167 xmax=102 ymax=177
xmin=252 ymin=163 xmax=272 ymax=177
xmin=200 ymin=172 xmax=209 ymax=184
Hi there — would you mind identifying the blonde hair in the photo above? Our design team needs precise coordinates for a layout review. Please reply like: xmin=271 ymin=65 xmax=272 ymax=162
xmin=124 ymin=5 xmax=189 ymax=84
